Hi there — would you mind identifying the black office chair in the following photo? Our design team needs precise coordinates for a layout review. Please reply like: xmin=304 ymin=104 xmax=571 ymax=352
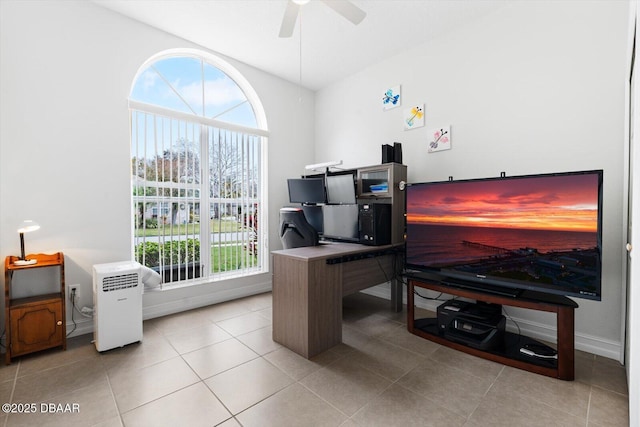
xmin=279 ymin=207 xmax=319 ymax=249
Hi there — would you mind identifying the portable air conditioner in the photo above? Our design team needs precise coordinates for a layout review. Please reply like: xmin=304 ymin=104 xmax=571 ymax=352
xmin=93 ymin=261 xmax=143 ymax=352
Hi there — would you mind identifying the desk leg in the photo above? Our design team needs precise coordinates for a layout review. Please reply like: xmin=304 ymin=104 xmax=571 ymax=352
xmin=391 ymin=277 xmax=403 ymax=312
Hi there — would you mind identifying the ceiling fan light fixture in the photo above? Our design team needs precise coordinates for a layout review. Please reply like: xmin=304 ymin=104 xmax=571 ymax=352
xmin=292 ymin=0 xmax=311 ymax=5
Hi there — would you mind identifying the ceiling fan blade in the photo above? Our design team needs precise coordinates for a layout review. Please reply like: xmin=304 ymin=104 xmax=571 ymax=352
xmin=279 ymin=1 xmax=301 ymax=38
xmin=321 ymin=0 xmax=366 ymax=25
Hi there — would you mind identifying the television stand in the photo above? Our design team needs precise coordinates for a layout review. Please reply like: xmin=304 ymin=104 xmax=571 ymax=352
xmin=440 ymin=278 xmax=523 ymax=298
xmin=407 ymin=276 xmax=578 ymax=380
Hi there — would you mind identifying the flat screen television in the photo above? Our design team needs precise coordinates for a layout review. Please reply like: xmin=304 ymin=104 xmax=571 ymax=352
xmin=405 ymin=170 xmax=603 ymax=300
xmin=287 ymin=178 xmax=326 ymax=205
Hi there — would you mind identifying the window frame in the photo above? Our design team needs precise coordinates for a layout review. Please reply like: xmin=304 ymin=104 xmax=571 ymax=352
xmin=129 ymin=49 xmax=269 ymax=289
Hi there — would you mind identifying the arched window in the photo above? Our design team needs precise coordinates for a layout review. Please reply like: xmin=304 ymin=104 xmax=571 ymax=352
xmin=130 ymin=49 xmax=268 ymax=287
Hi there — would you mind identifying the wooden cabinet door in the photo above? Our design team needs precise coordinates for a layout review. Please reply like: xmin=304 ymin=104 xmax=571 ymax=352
xmin=10 ymin=300 xmax=63 ymax=357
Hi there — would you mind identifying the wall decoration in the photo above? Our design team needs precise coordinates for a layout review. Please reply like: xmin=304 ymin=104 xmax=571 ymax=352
xmin=428 ymin=126 xmax=451 ymax=153
xmin=382 ymin=85 xmax=401 ymax=110
xmin=404 ymin=104 xmax=424 ymax=130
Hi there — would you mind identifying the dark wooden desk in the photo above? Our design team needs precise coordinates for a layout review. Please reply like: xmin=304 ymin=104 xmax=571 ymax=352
xmin=271 ymin=242 xmax=402 ymax=358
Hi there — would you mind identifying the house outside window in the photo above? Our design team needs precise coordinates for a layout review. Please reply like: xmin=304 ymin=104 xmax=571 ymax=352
xmin=130 ymin=49 xmax=268 ymax=288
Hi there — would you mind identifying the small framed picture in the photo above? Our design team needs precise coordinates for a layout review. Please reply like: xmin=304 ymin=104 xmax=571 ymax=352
xmin=382 ymin=85 xmax=401 ymax=110
xmin=428 ymin=126 xmax=451 ymax=153
xmin=404 ymin=104 xmax=424 ymax=130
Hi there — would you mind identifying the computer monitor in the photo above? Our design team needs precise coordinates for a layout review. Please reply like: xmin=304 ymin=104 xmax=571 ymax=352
xmin=326 ymin=173 xmax=357 ymax=204
xmin=287 ymin=178 xmax=326 ymax=205
xmin=322 ymin=204 xmax=359 ymax=242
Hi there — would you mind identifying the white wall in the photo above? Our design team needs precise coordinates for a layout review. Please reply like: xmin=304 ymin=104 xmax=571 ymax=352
xmin=0 ymin=1 xmax=315 ymax=334
xmin=316 ymin=1 xmax=629 ymax=359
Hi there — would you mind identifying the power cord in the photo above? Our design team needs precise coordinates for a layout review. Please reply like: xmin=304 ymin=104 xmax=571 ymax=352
xmin=502 ymin=306 xmax=522 ymax=350
xmin=66 ymin=288 xmax=77 ymax=337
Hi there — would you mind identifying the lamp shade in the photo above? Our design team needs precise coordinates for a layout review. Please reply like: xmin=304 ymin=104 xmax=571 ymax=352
xmin=17 ymin=220 xmax=40 ymax=234
xmin=15 ymin=220 xmax=41 ymax=265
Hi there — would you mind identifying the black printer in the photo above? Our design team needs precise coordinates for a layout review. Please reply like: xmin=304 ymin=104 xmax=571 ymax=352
xmin=437 ymin=299 xmax=506 ymax=351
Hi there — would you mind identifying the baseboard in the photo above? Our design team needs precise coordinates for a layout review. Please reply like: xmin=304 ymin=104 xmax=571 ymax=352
xmin=63 ymin=280 xmax=272 ymax=339
xmin=66 ymin=316 xmax=94 ymax=339
xmin=361 ymin=283 xmax=623 ymax=362
xmin=142 ymin=281 xmax=271 ymax=320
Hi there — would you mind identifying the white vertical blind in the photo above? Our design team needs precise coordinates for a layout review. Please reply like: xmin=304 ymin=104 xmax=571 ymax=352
xmin=131 ymin=109 xmax=262 ymax=287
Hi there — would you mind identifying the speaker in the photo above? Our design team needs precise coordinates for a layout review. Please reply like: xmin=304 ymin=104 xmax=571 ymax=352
xmin=359 ymin=203 xmax=391 ymax=245
xmin=393 ymin=142 xmax=403 ymax=164
xmin=382 ymin=144 xmax=394 ymax=164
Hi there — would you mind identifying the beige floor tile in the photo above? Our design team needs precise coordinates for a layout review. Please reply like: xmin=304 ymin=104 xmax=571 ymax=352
xmin=6 ymin=376 xmax=118 ymax=427
xmin=238 ymin=291 xmax=272 ymax=312
xmin=343 ymin=312 xmax=404 ymax=338
xmin=236 ymin=326 xmax=282 ymax=355
xmin=164 ymin=322 xmax=232 ymax=354
xmin=108 ymin=356 xmax=200 ymax=413
xmin=236 ymin=383 xmax=347 ymax=427
xmin=590 ymin=358 xmax=628 ymax=395
xmin=216 ymin=311 xmax=272 ymax=336
xmin=122 ymin=382 xmax=231 ymax=427
xmin=205 ymin=357 xmax=294 ymax=414
xmin=0 ymin=379 xmax=14 ymax=405
xmin=198 ymin=299 xmax=253 ymax=322
xmin=346 ymin=337 xmax=427 ymax=381
xmin=144 ymin=309 xmax=213 ymax=335
xmin=92 ymin=417 xmax=124 ymax=427
xmin=377 ymin=323 xmax=442 ymax=356
xmin=428 ymin=346 xmax=504 ymax=382
xmin=398 ymin=357 xmax=493 ymax=417
xmin=331 ymin=325 xmax=375 ymax=356
xmin=16 ymin=334 xmax=98 ymax=378
xmin=575 ymin=349 xmax=595 ymax=385
xmin=343 ymin=293 xmax=402 ymax=322
xmin=12 ymin=357 xmax=107 ymax=403
xmin=300 ymin=357 xmax=392 ymax=416
xmin=468 ymin=384 xmax=586 ymax=426
xmin=255 ymin=306 xmax=272 ymax=320
xmin=0 ymin=364 xmax=18 ymax=384
xmin=217 ymin=418 xmax=242 ymax=427
xmin=99 ymin=334 xmax=179 ymax=374
xmin=493 ymin=366 xmax=592 ymax=419
xmin=264 ymin=347 xmax=343 ymax=381
xmin=350 ymin=383 xmax=466 ymax=427
xmin=588 ymin=386 xmax=629 ymax=426
xmin=182 ymin=338 xmax=258 ymax=379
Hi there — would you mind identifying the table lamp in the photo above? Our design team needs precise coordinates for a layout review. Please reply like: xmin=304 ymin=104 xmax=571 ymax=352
xmin=15 ymin=220 xmax=40 ymax=265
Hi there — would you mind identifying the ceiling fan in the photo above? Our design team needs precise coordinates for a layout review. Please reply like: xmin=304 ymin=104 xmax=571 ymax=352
xmin=279 ymin=0 xmax=367 ymax=38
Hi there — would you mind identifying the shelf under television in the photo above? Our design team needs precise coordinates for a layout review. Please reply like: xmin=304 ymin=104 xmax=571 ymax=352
xmin=406 ymin=275 xmax=577 ymax=381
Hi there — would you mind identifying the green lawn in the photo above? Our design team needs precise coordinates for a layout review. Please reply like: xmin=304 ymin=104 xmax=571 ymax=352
xmin=136 ymin=219 xmax=244 ymax=237
xmin=211 ymin=244 xmax=258 ymax=272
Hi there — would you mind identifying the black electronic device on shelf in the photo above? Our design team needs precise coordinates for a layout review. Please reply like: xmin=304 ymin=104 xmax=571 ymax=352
xmin=436 ymin=300 xmax=505 ymax=351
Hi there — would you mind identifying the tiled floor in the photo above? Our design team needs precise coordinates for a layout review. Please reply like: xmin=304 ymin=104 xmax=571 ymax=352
xmin=0 ymin=292 xmax=629 ymax=426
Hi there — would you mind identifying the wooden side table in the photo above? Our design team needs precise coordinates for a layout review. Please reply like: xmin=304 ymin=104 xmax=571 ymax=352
xmin=4 ymin=253 xmax=67 ymax=364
